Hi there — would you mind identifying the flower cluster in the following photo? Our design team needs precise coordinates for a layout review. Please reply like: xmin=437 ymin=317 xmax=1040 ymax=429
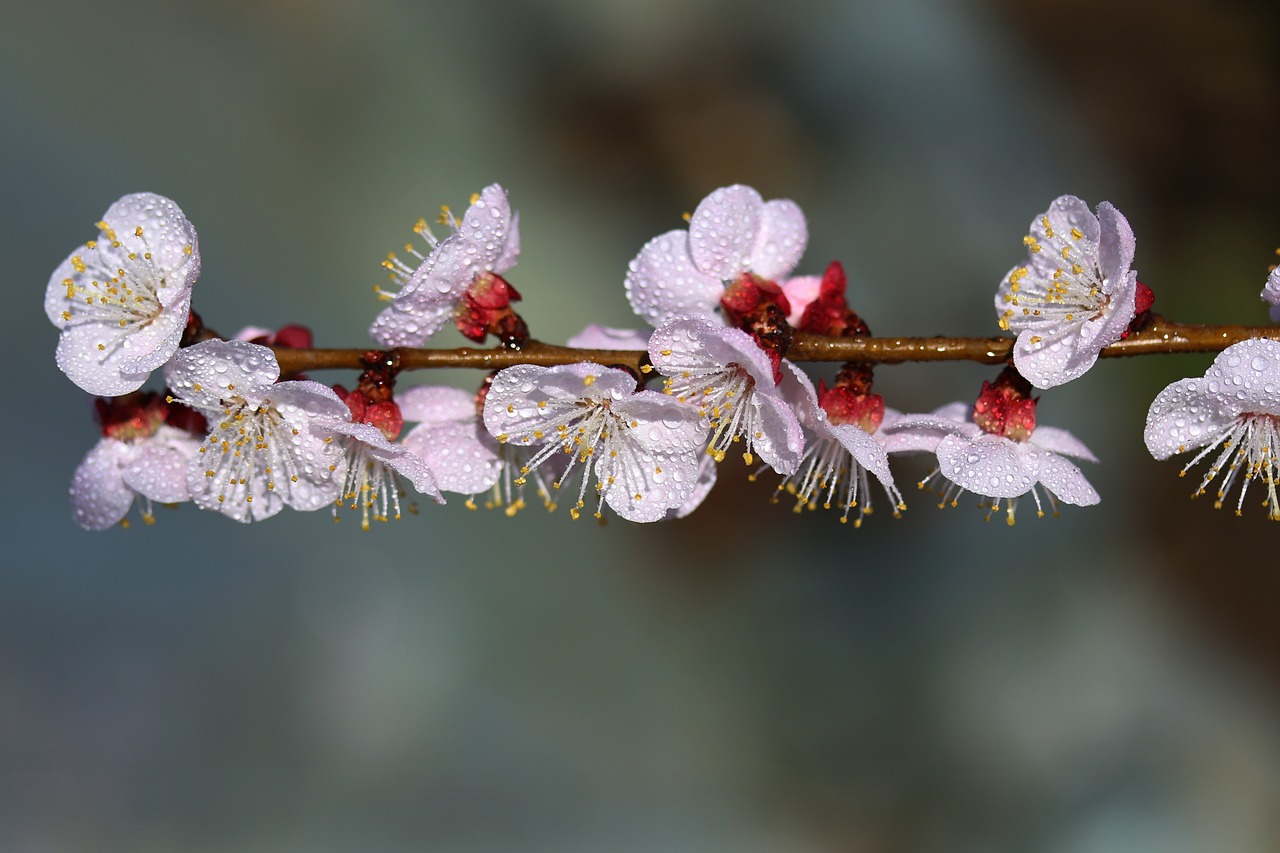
xmin=48 ymin=185 xmax=1280 ymax=530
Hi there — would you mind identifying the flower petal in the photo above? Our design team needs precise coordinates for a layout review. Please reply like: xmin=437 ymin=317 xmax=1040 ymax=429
xmin=1029 ymin=425 xmax=1098 ymax=462
xmin=70 ymin=439 xmax=134 ymax=531
xmin=56 ymin=324 xmax=152 ymax=396
xmin=1096 ymin=201 xmax=1136 ymax=285
xmin=566 ymin=324 xmax=652 ymax=351
xmin=1200 ymin=338 xmax=1280 ymax=413
xmin=121 ymin=431 xmax=197 ymax=504
xmin=402 ymin=420 xmax=503 ymax=496
xmin=936 ymin=433 xmax=1035 ymax=499
xmin=603 ymin=447 xmax=700 ymax=523
xmin=458 ymin=183 xmax=514 ymax=271
xmin=613 ymin=391 xmax=708 ymax=455
xmin=749 ymin=384 xmax=805 ymax=475
xmin=625 ymin=229 xmax=722 ymax=327
xmin=750 ymin=199 xmax=807 ymax=280
xmin=368 ymin=299 xmax=455 ymax=348
xmin=1143 ymin=376 xmax=1237 ymax=459
xmin=688 ymin=184 xmax=764 ymax=279
xmin=397 ymin=385 xmax=477 ymax=424
xmin=780 ymin=275 xmax=822 ymax=327
xmin=164 ymin=340 xmax=280 ymax=412
xmin=1025 ymin=447 xmax=1100 ymax=506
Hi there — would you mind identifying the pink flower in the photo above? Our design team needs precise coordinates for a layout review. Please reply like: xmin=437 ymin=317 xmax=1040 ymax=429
xmin=625 ymin=185 xmax=807 ymax=327
xmin=648 ymin=317 xmax=804 ymax=475
xmin=1145 ymin=338 xmax=1280 ymax=518
xmin=46 ymin=193 xmax=200 ymax=395
xmin=164 ymin=340 xmax=348 ymax=522
xmin=483 ymin=363 xmax=707 ymax=522
xmin=995 ymin=195 xmax=1139 ymax=389
xmin=370 ymin=184 xmax=521 ymax=347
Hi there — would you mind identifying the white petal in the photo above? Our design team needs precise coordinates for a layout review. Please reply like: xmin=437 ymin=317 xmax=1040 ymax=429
xmin=749 ymin=199 xmax=808 ymax=280
xmin=936 ymin=433 xmax=1035 ymax=499
xmin=121 ymin=435 xmax=196 ymax=504
xmin=70 ymin=439 xmax=134 ymax=531
xmin=116 ymin=289 xmax=191 ymax=375
xmin=1096 ymin=201 xmax=1136 ymax=285
xmin=397 ymin=385 xmax=477 ymax=424
xmin=828 ymin=422 xmax=894 ymax=486
xmin=1143 ymin=377 xmax=1237 ymax=459
xmin=566 ymin=324 xmax=652 ymax=351
xmin=1201 ymin=338 xmax=1280 ymax=413
xmin=604 ymin=447 xmax=700 ymax=523
xmin=56 ymin=324 xmax=151 ymax=396
xmin=614 ymin=391 xmax=708 ymax=455
xmin=458 ymin=183 xmax=514 ymax=271
xmin=402 ymin=420 xmax=502 ymax=495
xmin=369 ymin=299 xmax=454 ymax=348
xmin=494 ymin=210 xmax=520 ymax=274
xmin=750 ymin=387 xmax=805 ymax=475
xmin=688 ymin=185 xmax=764 ymax=279
xmin=1029 ymin=425 xmax=1098 ymax=462
xmin=1026 ymin=448 xmax=1099 ymax=506
xmin=624 ymin=229 xmax=722 ymax=327
xmin=165 ymin=340 xmax=279 ymax=411
xmin=100 ymin=192 xmax=201 ymax=276
xmin=667 ymin=452 xmax=717 ymax=519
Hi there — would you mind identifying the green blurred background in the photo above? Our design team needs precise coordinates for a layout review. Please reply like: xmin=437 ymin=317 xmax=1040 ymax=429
xmin=4 ymin=0 xmax=1280 ymax=850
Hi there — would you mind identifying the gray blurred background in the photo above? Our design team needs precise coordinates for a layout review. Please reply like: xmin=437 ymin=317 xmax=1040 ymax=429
xmin=4 ymin=0 xmax=1280 ymax=850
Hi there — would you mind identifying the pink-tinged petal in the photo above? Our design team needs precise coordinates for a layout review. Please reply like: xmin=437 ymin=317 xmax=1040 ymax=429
xmin=688 ymin=185 xmax=764 ymax=279
xmin=613 ymin=391 xmax=708 ymax=455
xmin=494 ymin=210 xmax=520 ymax=274
xmin=750 ymin=199 xmax=808 ymax=280
xmin=778 ymin=359 xmax=821 ymax=430
xmin=625 ymin=229 xmax=722 ymax=327
xmin=1143 ymin=378 xmax=1235 ymax=460
xmin=233 ymin=325 xmax=274 ymax=342
xmin=483 ymin=364 xmax=635 ymax=438
xmin=397 ymin=385 xmax=477 ymax=424
xmin=1012 ymin=325 xmax=1105 ymax=390
xmin=1200 ymin=338 xmax=1280 ymax=413
xmin=164 ymin=340 xmax=280 ymax=411
xmin=936 ymin=433 xmax=1036 ymax=499
xmin=566 ymin=324 xmax=652 ymax=351
xmin=1029 ymin=425 xmax=1098 ymax=462
xmin=326 ymin=420 xmax=444 ymax=502
xmin=1096 ymin=201 xmax=1136 ymax=285
xmin=649 ymin=317 xmax=777 ymax=389
xmin=121 ymin=433 xmax=196 ymax=504
xmin=828 ymin=422 xmax=893 ymax=485
xmin=1263 ymin=267 xmax=1280 ymax=313
xmin=269 ymin=380 xmax=351 ymax=429
xmin=117 ymin=289 xmax=191 ymax=375
xmin=603 ymin=447 xmax=700 ymax=523
xmin=458 ymin=184 xmax=514 ymax=271
xmin=781 ymin=275 xmax=822 ymax=327
xmin=667 ymin=453 xmax=717 ymax=519
xmin=402 ymin=420 xmax=503 ymax=495
xmin=56 ymin=324 xmax=152 ymax=396
xmin=1025 ymin=448 xmax=1100 ymax=506
xmin=881 ymin=403 xmax=977 ymax=454
xmin=70 ymin=439 xmax=134 ymax=531
xmin=749 ymin=387 xmax=805 ymax=475
xmin=369 ymin=299 xmax=454 ymax=348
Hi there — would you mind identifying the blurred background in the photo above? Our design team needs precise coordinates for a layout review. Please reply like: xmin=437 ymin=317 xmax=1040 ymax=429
xmin=4 ymin=0 xmax=1280 ymax=850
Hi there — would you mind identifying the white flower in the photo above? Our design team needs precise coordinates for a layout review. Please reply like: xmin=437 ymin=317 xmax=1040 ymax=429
xmin=995 ymin=195 xmax=1139 ymax=389
xmin=325 ymin=420 xmax=443 ymax=531
xmin=566 ymin=324 xmax=652 ymax=350
xmin=70 ymin=393 xmax=202 ymax=531
xmin=45 ymin=193 xmax=200 ymax=395
xmin=1145 ymin=338 xmax=1280 ymax=518
xmin=1263 ymin=266 xmax=1280 ymax=323
xmin=370 ymin=184 xmax=520 ymax=347
xmin=886 ymin=400 xmax=1100 ymax=525
xmin=482 ymin=363 xmax=707 ymax=522
xmin=625 ymin=184 xmax=807 ymax=328
xmin=648 ymin=316 xmax=804 ymax=475
xmin=164 ymin=340 xmax=348 ymax=523
xmin=769 ymin=368 xmax=906 ymax=526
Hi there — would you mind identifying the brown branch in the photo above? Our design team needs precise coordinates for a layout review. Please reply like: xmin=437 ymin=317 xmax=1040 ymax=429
xmin=271 ymin=315 xmax=1280 ymax=375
